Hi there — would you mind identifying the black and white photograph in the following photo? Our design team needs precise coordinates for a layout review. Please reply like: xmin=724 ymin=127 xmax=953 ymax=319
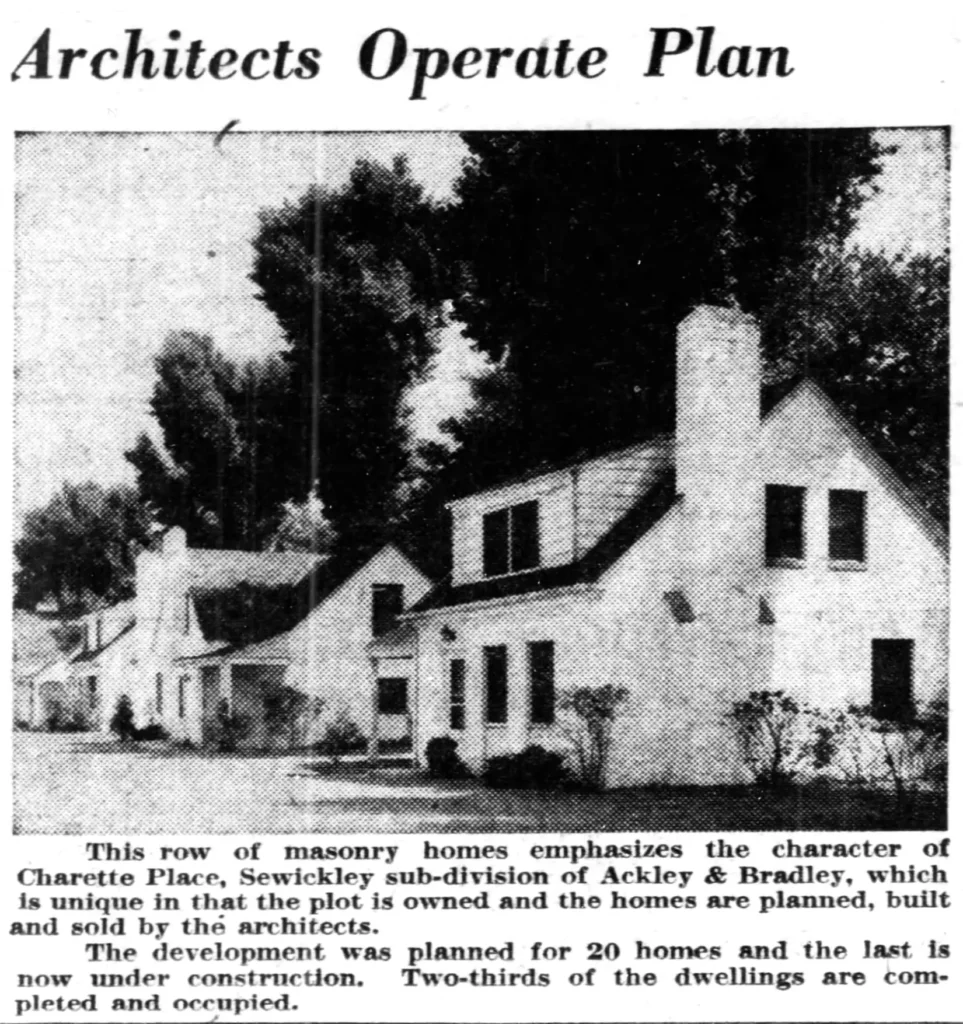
xmin=13 ymin=127 xmax=948 ymax=835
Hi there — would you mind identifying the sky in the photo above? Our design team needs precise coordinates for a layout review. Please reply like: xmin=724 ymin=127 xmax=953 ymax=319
xmin=13 ymin=128 xmax=948 ymax=524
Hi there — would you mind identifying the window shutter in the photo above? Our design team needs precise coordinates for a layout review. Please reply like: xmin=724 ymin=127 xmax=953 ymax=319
xmin=528 ymin=641 xmax=555 ymax=725
xmin=483 ymin=509 xmax=510 ymax=576
xmin=484 ymin=645 xmax=508 ymax=724
xmin=511 ymin=501 xmax=541 ymax=572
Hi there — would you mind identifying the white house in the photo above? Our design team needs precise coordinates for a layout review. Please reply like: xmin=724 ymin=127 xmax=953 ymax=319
xmin=132 ymin=530 xmax=432 ymax=748
xmin=398 ymin=305 xmax=948 ymax=786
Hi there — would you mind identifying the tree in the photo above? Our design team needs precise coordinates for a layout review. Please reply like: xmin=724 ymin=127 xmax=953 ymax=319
xmin=125 ymin=331 xmax=293 ymax=550
xmin=249 ymin=156 xmax=450 ymax=555
xmin=557 ymin=684 xmax=629 ymax=791
xmin=14 ymin=481 xmax=152 ymax=613
xmin=442 ymin=130 xmax=886 ymax=484
xmin=762 ymin=247 xmax=948 ymax=523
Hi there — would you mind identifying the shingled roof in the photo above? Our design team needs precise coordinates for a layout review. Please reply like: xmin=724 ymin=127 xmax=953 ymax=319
xmin=189 ymin=545 xmax=399 ymax=651
xmin=409 ymin=469 xmax=680 ymax=613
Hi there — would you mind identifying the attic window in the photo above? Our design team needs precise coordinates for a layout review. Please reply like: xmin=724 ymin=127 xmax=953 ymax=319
xmin=372 ymin=584 xmax=404 ymax=638
xmin=765 ymin=484 xmax=805 ymax=564
xmin=664 ymin=590 xmax=696 ymax=624
xmin=483 ymin=501 xmax=540 ymax=577
xmin=829 ymin=489 xmax=866 ymax=563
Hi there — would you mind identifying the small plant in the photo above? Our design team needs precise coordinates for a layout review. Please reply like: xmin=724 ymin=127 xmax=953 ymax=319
xmin=109 ymin=694 xmax=137 ymax=741
xmin=425 ymin=736 xmax=471 ymax=779
xmin=483 ymin=745 xmax=571 ymax=790
xmin=726 ymin=690 xmax=807 ymax=789
xmin=314 ymin=711 xmax=366 ymax=762
xmin=212 ymin=698 xmax=251 ymax=753
xmin=264 ymin=686 xmax=309 ymax=745
xmin=557 ymin=684 xmax=629 ymax=791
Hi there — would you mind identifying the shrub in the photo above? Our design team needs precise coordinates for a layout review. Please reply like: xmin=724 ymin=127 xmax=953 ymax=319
xmin=726 ymin=690 xmax=808 ymax=788
xmin=557 ymin=684 xmax=629 ymax=791
xmin=212 ymin=698 xmax=251 ymax=753
xmin=483 ymin=745 xmax=571 ymax=790
xmin=314 ymin=712 xmax=367 ymax=759
xmin=264 ymin=686 xmax=309 ymax=743
xmin=47 ymin=703 xmax=90 ymax=733
xmin=425 ymin=736 xmax=471 ymax=779
xmin=109 ymin=694 xmax=137 ymax=741
xmin=133 ymin=722 xmax=169 ymax=742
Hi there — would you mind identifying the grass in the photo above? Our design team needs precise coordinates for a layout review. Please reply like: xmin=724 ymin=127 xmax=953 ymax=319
xmin=13 ymin=731 xmax=945 ymax=834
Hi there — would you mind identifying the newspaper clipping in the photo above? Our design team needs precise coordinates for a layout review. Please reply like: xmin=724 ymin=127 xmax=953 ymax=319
xmin=5 ymin=3 xmax=958 ymax=1022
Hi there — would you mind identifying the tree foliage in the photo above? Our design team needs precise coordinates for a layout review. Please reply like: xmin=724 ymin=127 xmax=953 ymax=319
xmin=125 ymin=331 xmax=292 ymax=550
xmin=441 ymin=130 xmax=887 ymax=484
xmin=249 ymin=156 xmax=450 ymax=554
xmin=762 ymin=246 xmax=948 ymax=523
xmin=14 ymin=481 xmax=151 ymax=613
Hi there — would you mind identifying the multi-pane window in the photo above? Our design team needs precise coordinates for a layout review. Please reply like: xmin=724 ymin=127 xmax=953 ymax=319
xmin=155 ymin=673 xmax=164 ymax=715
xmin=87 ymin=676 xmax=98 ymax=712
xmin=449 ymin=658 xmax=466 ymax=730
xmin=528 ymin=641 xmax=555 ymax=725
xmin=483 ymin=501 xmax=540 ymax=577
xmin=378 ymin=677 xmax=408 ymax=715
xmin=871 ymin=639 xmax=914 ymax=721
xmin=371 ymin=584 xmax=404 ymax=637
xmin=829 ymin=489 xmax=867 ymax=562
xmin=765 ymin=485 xmax=806 ymax=562
xmin=178 ymin=676 xmax=187 ymax=719
xmin=484 ymin=645 xmax=508 ymax=724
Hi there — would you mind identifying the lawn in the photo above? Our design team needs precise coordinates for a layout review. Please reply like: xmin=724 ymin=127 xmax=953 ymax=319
xmin=12 ymin=731 xmax=945 ymax=834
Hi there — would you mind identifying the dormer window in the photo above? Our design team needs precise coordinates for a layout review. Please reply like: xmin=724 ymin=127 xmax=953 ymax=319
xmin=765 ymin=485 xmax=805 ymax=565
xmin=483 ymin=501 xmax=540 ymax=577
xmin=829 ymin=489 xmax=866 ymax=564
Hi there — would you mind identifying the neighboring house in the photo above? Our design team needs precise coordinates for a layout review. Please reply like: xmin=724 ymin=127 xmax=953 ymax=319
xmin=65 ymin=603 xmax=137 ymax=730
xmin=401 ymin=305 xmax=949 ymax=786
xmin=134 ymin=529 xmax=431 ymax=748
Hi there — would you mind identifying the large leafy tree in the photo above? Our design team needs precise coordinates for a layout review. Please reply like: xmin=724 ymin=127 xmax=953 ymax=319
xmin=763 ymin=246 xmax=949 ymax=523
xmin=14 ymin=481 xmax=152 ymax=613
xmin=126 ymin=331 xmax=292 ymax=549
xmin=249 ymin=156 xmax=450 ymax=554
xmin=442 ymin=130 xmax=887 ymax=485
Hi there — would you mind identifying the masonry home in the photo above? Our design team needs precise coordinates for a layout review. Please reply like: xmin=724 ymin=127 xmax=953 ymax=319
xmin=394 ymin=305 xmax=948 ymax=786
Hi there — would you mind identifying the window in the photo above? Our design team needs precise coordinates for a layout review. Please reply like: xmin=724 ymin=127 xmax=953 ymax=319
xmin=155 ymin=673 xmax=164 ymax=715
xmin=484 ymin=645 xmax=508 ymax=724
xmin=528 ymin=641 xmax=555 ymax=725
xmin=378 ymin=677 xmax=408 ymax=716
xmin=87 ymin=676 xmax=98 ymax=712
xmin=184 ymin=595 xmax=192 ymax=634
xmin=449 ymin=659 xmax=466 ymax=730
xmin=95 ymin=617 xmax=103 ymax=649
xmin=829 ymin=489 xmax=867 ymax=562
xmin=483 ymin=500 xmax=540 ymax=576
xmin=872 ymin=639 xmax=914 ymax=721
xmin=765 ymin=485 xmax=806 ymax=562
xmin=371 ymin=584 xmax=404 ymax=637
xmin=178 ymin=676 xmax=187 ymax=719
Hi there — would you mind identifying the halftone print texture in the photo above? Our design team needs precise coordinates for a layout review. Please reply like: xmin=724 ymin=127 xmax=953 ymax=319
xmin=13 ymin=129 xmax=948 ymax=834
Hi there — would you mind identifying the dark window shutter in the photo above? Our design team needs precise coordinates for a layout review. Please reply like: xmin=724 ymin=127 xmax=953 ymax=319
xmin=765 ymin=485 xmax=805 ymax=561
xmin=872 ymin=639 xmax=914 ymax=721
xmin=511 ymin=501 xmax=541 ymax=572
xmin=528 ymin=641 xmax=555 ymax=725
xmin=378 ymin=677 xmax=408 ymax=715
xmin=483 ymin=509 xmax=510 ymax=576
xmin=829 ymin=489 xmax=866 ymax=561
xmin=449 ymin=658 xmax=466 ymax=730
xmin=371 ymin=584 xmax=404 ymax=637
xmin=484 ymin=645 xmax=508 ymax=724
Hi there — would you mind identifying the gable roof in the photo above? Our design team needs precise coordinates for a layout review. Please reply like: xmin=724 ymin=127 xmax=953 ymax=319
xmin=409 ymin=470 xmax=680 ymax=613
xmin=190 ymin=543 xmax=412 ymax=651
xmin=70 ymin=620 xmax=136 ymax=666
